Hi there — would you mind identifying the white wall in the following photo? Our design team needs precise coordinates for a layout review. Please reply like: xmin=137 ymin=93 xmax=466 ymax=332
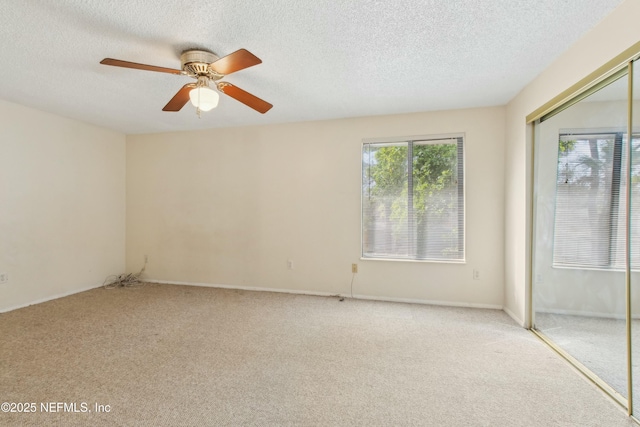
xmin=503 ymin=0 xmax=640 ymax=326
xmin=0 ymin=100 xmax=126 ymax=312
xmin=127 ymin=107 xmax=505 ymax=307
xmin=12 ymin=0 xmax=637 ymax=316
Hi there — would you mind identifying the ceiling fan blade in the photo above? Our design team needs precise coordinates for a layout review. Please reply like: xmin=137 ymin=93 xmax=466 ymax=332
xmin=209 ymin=49 xmax=262 ymax=76
xmin=163 ymin=84 xmax=195 ymax=111
xmin=100 ymin=58 xmax=183 ymax=75
xmin=217 ymin=82 xmax=273 ymax=114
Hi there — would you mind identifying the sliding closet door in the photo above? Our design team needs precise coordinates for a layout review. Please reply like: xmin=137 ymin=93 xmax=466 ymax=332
xmin=631 ymin=58 xmax=640 ymax=416
xmin=532 ymin=73 xmax=629 ymax=401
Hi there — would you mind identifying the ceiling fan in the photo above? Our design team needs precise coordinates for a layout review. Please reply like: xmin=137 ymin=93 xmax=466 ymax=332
xmin=100 ymin=49 xmax=272 ymax=116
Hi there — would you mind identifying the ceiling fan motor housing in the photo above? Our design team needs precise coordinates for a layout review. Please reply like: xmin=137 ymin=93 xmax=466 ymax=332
xmin=180 ymin=50 xmax=222 ymax=79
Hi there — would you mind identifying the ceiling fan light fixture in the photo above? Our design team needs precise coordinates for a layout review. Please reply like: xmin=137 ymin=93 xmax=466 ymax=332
xmin=101 ymin=48 xmax=272 ymax=114
xmin=189 ymin=86 xmax=219 ymax=112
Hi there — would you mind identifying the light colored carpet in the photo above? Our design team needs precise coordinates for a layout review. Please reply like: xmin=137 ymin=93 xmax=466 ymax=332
xmin=534 ymin=313 xmax=640 ymax=401
xmin=0 ymin=284 xmax=635 ymax=426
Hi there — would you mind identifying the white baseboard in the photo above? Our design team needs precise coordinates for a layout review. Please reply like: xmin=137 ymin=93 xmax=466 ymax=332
xmin=503 ymin=305 xmax=525 ymax=327
xmin=351 ymin=293 xmax=502 ymax=310
xmin=0 ymin=282 xmax=103 ymax=314
xmin=147 ymin=279 xmax=341 ymax=297
xmin=147 ymin=279 xmax=503 ymax=310
xmin=0 ymin=278 xmax=506 ymax=315
xmin=535 ymin=307 xmax=640 ymax=320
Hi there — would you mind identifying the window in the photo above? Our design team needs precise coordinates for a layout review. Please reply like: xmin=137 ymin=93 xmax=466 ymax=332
xmin=361 ymin=135 xmax=464 ymax=261
xmin=553 ymin=131 xmax=640 ymax=269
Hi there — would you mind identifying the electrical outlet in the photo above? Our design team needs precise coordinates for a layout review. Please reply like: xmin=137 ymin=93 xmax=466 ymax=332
xmin=473 ymin=269 xmax=480 ymax=280
xmin=352 ymin=263 xmax=358 ymax=273
xmin=0 ymin=273 xmax=8 ymax=284
xmin=287 ymin=260 xmax=294 ymax=270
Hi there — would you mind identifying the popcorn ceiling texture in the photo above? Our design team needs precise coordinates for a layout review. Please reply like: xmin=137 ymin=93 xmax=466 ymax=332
xmin=0 ymin=0 xmax=624 ymax=134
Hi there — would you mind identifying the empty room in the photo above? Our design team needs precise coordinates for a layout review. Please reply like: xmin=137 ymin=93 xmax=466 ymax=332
xmin=2 ymin=0 xmax=640 ymax=425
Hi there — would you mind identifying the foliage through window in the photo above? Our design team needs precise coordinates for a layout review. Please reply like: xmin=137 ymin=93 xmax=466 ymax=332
xmin=553 ymin=132 xmax=640 ymax=269
xmin=362 ymin=136 xmax=464 ymax=261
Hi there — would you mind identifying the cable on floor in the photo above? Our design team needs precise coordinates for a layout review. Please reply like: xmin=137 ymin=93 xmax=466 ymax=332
xmin=103 ymin=260 xmax=147 ymax=289
xmin=350 ymin=271 xmax=355 ymax=298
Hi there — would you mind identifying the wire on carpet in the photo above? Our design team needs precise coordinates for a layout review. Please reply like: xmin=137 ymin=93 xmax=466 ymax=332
xmin=103 ymin=260 xmax=147 ymax=289
xmin=331 ymin=271 xmax=357 ymax=302
xmin=350 ymin=271 xmax=355 ymax=298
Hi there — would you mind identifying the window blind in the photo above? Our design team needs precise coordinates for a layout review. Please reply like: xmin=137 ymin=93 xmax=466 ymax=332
xmin=553 ymin=133 xmax=640 ymax=269
xmin=362 ymin=137 xmax=464 ymax=261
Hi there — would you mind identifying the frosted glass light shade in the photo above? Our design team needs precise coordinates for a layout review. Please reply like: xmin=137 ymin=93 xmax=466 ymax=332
xmin=189 ymin=86 xmax=219 ymax=111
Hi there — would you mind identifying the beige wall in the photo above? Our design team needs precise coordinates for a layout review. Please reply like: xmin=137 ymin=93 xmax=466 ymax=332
xmin=504 ymin=0 xmax=640 ymax=325
xmin=7 ymin=2 xmax=636 ymax=315
xmin=127 ymin=107 xmax=505 ymax=307
xmin=0 ymin=100 xmax=126 ymax=312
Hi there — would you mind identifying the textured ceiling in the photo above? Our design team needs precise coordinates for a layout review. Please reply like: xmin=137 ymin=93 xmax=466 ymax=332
xmin=0 ymin=0 xmax=625 ymax=134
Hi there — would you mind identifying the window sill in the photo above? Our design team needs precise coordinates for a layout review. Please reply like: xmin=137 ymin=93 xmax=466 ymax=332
xmin=552 ymin=264 xmax=631 ymax=273
xmin=360 ymin=257 xmax=466 ymax=265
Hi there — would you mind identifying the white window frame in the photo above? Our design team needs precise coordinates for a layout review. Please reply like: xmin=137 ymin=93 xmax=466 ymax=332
xmin=360 ymin=133 xmax=466 ymax=263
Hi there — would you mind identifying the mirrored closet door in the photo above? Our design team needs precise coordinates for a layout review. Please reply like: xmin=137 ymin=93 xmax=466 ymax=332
xmin=529 ymin=40 xmax=640 ymax=418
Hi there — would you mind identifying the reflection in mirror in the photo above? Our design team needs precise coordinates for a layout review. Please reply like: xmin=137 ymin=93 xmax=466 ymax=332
xmin=532 ymin=73 xmax=629 ymax=399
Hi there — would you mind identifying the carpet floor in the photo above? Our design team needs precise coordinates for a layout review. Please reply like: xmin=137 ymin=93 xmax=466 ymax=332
xmin=0 ymin=284 xmax=635 ymax=426
xmin=534 ymin=312 xmax=640 ymax=409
